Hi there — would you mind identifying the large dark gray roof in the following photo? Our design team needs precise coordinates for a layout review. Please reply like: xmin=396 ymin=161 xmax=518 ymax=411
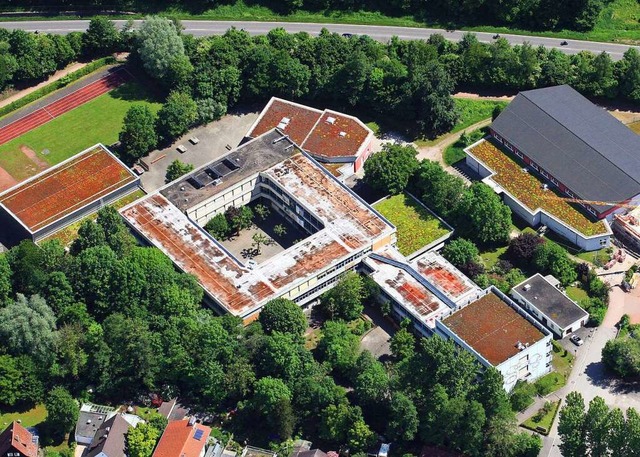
xmin=491 ymin=85 xmax=640 ymax=213
xmin=86 ymin=415 xmax=131 ymax=457
xmin=512 ymin=274 xmax=588 ymax=329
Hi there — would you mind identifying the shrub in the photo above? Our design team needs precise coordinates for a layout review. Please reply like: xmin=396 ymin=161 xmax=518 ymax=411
xmin=510 ymin=381 xmax=536 ymax=411
xmin=442 ymin=238 xmax=479 ymax=268
xmin=204 ymin=213 xmax=230 ymax=240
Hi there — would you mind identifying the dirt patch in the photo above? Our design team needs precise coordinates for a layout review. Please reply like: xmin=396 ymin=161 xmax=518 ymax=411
xmin=610 ymin=110 xmax=640 ymax=125
xmin=0 ymin=165 xmax=17 ymax=192
xmin=20 ymin=145 xmax=49 ymax=172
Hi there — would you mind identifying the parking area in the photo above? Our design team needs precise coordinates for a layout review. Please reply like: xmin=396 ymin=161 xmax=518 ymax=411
xmin=139 ymin=111 xmax=259 ymax=192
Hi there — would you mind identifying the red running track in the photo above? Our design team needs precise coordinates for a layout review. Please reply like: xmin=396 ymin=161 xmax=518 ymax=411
xmin=0 ymin=70 xmax=131 ymax=146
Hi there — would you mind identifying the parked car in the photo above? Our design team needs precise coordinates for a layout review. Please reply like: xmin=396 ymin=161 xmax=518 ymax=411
xmin=342 ymin=33 xmax=354 ymax=38
xmin=570 ymin=335 xmax=583 ymax=346
xmin=560 ymin=40 xmax=569 ymax=46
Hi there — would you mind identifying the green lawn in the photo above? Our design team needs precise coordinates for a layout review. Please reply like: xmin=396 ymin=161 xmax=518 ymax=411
xmin=522 ymin=401 xmax=561 ymax=435
xmin=576 ymin=247 xmax=611 ymax=266
xmin=533 ymin=341 xmax=574 ymax=395
xmin=479 ymin=244 xmax=509 ymax=270
xmin=0 ymin=404 xmax=47 ymax=428
xmin=374 ymin=193 xmax=450 ymax=256
xmin=0 ymin=81 xmax=161 ymax=180
xmin=416 ymin=98 xmax=501 ymax=146
xmin=566 ymin=285 xmax=589 ymax=302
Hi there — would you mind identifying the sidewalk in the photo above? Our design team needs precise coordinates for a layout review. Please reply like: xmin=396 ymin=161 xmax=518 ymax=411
xmin=0 ymin=61 xmax=87 ymax=109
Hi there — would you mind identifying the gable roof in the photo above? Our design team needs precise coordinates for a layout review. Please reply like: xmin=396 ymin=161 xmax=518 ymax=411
xmin=491 ymin=85 xmax=640 ymax=212
xmin=85 ymin=414 xmax=131 ymax=457
xmin=246 ymin=97 xmax=373 ymax=160
xmin=152 ymin=419 xmax=211 ymax=457
xmin=0 ymin=422 xmax=37 ymax=457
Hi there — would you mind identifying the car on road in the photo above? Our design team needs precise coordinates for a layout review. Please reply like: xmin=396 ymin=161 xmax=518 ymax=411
xmin=342 ymin=33 xmax=354 ymax=38
xmin=560 ymin=40 xmax=569 ymax=46
xmin=570 ymin=334 xmax=584 ymax=346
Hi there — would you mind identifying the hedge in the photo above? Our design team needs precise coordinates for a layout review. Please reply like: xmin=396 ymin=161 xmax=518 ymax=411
xmin=0 ymin=56 xmax=117 ymax=119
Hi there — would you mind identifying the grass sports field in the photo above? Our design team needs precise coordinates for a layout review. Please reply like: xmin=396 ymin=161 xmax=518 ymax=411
xmin=0 ymin=82 xmax=161 ymax=182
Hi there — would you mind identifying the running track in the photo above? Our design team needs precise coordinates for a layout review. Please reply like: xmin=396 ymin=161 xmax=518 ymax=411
xmin=0 ymin=70 xmax=131 ymax=146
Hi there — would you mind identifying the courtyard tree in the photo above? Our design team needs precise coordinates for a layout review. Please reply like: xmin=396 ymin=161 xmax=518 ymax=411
xmin=82 ymin=17 xmax=120 ymax=57
xmin=273 ymin=224 xmax=287 ymax=237
xmin=259 ymin=298 xmax=307 ymax=336
xmin=251 ymin=232 xmax=271 ymax=255
xmin=225 ymin=206 xmax=254 ymax=234
xmin=136 ymin=16 xmax=186 ymax=82
xmin=319 ymin=271 xmax=364 ymax=321
xmin=165 ymin=159 xmax=194 ymax=183
xmin=156 ymin=91 xmax=198 ymax=142
xmin=390 ymin=327 xmax=416 ymax=361
xmin=119 ymin=105 xmax=158 ymax=162
xmin=204 ymin=214 xmax=230 ymax=240
xmin=507 ymin=233 xmax=544 ymax=264
xmin=254 ymin=203 xmax=270 ymax=221
xmin=364 ymin=143 xmax=419 ymax=195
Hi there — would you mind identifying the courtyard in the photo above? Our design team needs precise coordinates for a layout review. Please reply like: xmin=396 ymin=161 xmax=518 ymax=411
xmin=216 ymin=201 xmax=309 ymax=264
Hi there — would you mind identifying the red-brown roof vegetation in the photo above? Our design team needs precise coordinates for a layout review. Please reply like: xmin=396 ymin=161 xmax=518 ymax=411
xmin=443 ymin=292 xmax=545 ymax=365
xmin=0 ymin=146 xmax=135 ymax=232
xmin=249 ymin=98 xmax=321 ymax=145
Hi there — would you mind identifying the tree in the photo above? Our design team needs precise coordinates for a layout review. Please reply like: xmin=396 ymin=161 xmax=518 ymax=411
xmin=558 ymin=391 xmax=587 ymax=457
xmin=0 ymin=294 xmax=56 ymax=365
xmin=254 ymin=203 xmax=270 ymax=221
xmin=507 ymin=233 xmax=544 ymax=264
xmin=251 ymin=377 xmax=295 ymax=438
xmin=136 ymin=16 xmax=186 ymax=82
xmin=413 ymin=160 xmax=466 ymax=219
xmin=353 ymin=351 xmax=389 ymax=406
xmin=347 ymin=419 xmax=376 ymax=452
xmin=274 ymin=224 xmax=287 ymax=237
xmin=602 ymin=337 xmax=640 ymax=378
xmin=251 ymin=232 xmax=271 ymax=255
xmin=319 ymin=402 xmax=360 ymax=444
xmin=204 ymin=214 xmax=230 ymax=239
xmin=390 ymin=327 xmax=415 ymax=361
xmin=618 ymin=48 xmax=640 ymax=102
xmin=126 ymin=422 xmax=160 ymax=457
xmin=317 ymin=320 xmax=360 ymax=375
xmin=259 ymin=298 xmax=307 ymax=336
xmin=70 ymin=219 xmax=106 ymax=255
xmin=52 ymin=324 xmax=88 ymax=380
xmin=96 ymin=206 xmax=134 ymax=257
xmin=0 ymin=254 xmax=11 ymax=305
xmin=165 ymin=159 xmax=194 ymax=183
xmin=363 ymin=143 xmax=419 ymax=195
xmin=456 ymin=182 xmax=512 ymax=245
xmin=387 ymin=392 xmax=419 ymax=441
xmin=119 ymin=105 xmax=158 ymax=161
xmin=584 ymin=397 xmax=611 ymax=457
xmin=156 ymin=91 xmax=198 ymax=142
xmin=533 ymin=241 xmax=577 ymax=286
xmin=257 ymin=332 xmax=312 ymax=381
xmin=225 ymin=206 xmax=253 ymax=234
xmin=82 ymin=17 xmax=120 ymax=57
xmin=319 ymin=271 xmax=364 ymax=321
xmin=45 ymin=387 xmax=78 ymax=437
xmin=442 ymin=238 xmax=479 ymax=268
xmin=0 ymin=355 xmax=43 ymax=407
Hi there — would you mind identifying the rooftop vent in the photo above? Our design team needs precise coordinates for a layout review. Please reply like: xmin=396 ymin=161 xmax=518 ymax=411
xmin=339 ymin=131 xmax=347 ymax=137
xmin=327 ymin=116 xmax=336 ymax=124
xmin=188 ymin=416 xmax=197 ymax=427
xmin=541 ymin=183 xmax=548 ymax=191
xmin=522 ymin=167 xmax=528 ymax=173
xmin=277 ymin=122 xmax=288 ymax=130
xmin=281 ymin=117 xmax=291 ymax=125
xmin=523 ymin=284 xmax=531 ymax=291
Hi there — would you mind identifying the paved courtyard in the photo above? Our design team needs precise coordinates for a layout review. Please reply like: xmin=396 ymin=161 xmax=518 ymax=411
xmin=360 ymin=305 xmax=396 ymax=360
xmin=139 ymin=111 xmax=259 ymax=192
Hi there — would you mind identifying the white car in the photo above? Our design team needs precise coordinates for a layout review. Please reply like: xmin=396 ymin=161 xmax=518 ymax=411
xmin=570 ymin=335 xmax=584 ymax=346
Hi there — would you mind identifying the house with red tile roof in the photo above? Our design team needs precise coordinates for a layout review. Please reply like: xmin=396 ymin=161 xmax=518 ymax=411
xmin=152 ymin=418 xmax=211 ymax=457
xmin=0 ymin=422 xmax=37 ymax=457
xmin=246 ymin=97 xmax=375 ymax=176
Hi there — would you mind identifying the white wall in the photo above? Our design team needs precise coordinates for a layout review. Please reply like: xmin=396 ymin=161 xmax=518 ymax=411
xmin=496 ymin=336 xmax=552 ymax=391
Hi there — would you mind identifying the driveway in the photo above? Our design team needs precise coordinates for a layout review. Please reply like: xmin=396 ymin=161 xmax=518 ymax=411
xmin=139 ymin=111 xmax=258 ymax=192
xmin=540 ymin=288 xmax=640 ymax=456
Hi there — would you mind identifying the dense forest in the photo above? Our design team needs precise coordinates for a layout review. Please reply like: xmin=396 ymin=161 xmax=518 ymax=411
xmin=0 ymin=0 xmax=611 ymax=31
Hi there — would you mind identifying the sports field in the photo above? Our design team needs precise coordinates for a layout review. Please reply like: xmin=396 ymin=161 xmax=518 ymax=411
xmin=0 ymin=81 xmax=161 ymax=185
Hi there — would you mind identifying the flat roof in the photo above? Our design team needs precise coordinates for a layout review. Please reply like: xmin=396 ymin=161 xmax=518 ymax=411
xmin=468 ymin=139 xmax=609 ymax=237
xmin=247 ymin=97 xmax=372 ymax=160
xmin=491 ymin=85 xmax=640 ymax=212
xmin=368 ymin=248 xmax=449 ymax=329
xmin=410 ymin=251 xmax=481 ymax=306
xmin=442 ymin=291 xmax=546 ymax=366
xmin=122 ymin=133 xmax=393 ymax=317
xmin=0 ymin=145 xmax=136 ymax=233
xmin=162 ymin=130 xmax=297 ymax=212
xmin=512 ymin=274 xmax=588 ymax=328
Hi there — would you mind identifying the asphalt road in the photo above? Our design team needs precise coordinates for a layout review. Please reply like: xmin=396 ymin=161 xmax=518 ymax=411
xmin=1 ymin=19 xmax=638 ymax=60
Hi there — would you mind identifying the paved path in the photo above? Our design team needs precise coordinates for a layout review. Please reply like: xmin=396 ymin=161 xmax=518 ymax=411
xmin=0 ymin=61 xmax=87 ymax=109
xmin=1 ymin=20 xmax=638 ymax=60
